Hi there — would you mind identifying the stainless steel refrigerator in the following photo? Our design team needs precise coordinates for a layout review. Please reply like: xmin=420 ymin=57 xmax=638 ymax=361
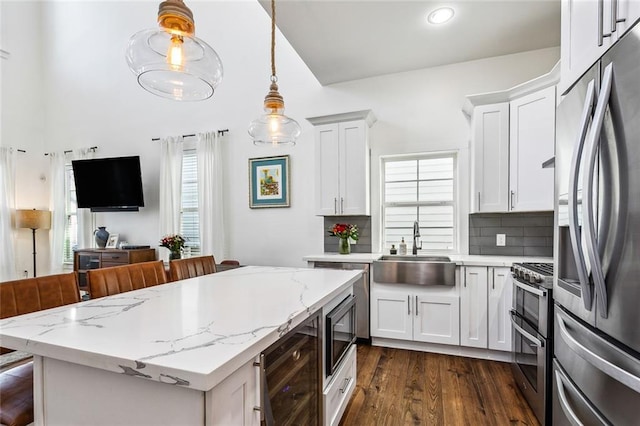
xmin=553 ymin=21 xmax=640 ymax=425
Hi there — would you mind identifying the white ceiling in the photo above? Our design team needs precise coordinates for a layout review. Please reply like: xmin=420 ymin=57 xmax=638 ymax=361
xmin=258 ymin=0 xmax=561 ymax=85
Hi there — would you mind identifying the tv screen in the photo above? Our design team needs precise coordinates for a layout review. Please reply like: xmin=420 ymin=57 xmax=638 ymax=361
xmin=72 ymin=156 xmax=145 ymax=212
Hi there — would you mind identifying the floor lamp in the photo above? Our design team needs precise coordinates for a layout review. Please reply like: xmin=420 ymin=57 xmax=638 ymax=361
xmin=15 ymin=209 xmax=51 ymax=277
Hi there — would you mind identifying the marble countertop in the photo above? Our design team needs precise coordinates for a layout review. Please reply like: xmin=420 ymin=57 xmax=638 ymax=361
xmin=0 ymin=266 xmax=360 ymax=391
xmin=303 ymin=253 xmax=553 ymax=267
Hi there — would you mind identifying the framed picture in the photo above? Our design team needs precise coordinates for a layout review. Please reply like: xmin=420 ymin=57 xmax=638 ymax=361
xmin=105 ymin=233 xmax=119 ymax=249
xmin=249 ymin=155 xmax=290 ymax=208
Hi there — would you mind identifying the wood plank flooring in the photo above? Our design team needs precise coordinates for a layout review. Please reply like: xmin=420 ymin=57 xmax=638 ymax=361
xmin=340 ymin=345 xmax=539 ymax=426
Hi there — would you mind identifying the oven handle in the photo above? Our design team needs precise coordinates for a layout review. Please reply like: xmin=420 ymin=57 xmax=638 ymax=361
xmin=513 ymin=278 xmax=546 ymax=298
xmin=556 ymin=311 xmax=640 ymax=393
xmin=567 ymin=78 xmax=596 ymax=311
xmin=509 ymin=310 xmax=543 ymax=348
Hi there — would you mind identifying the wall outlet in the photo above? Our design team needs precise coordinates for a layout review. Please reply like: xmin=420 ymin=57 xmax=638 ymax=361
xmin=496 ymin=234 xmax=506 ymax=246
xmin=349 ymin=237 xmax=357 ymax=245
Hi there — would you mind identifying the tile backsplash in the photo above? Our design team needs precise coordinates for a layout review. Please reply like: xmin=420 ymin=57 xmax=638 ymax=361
xmin=469 ymin=212 xmax=554 ymax=257
xmin=324 ymin=216 xmax=372 ymax=253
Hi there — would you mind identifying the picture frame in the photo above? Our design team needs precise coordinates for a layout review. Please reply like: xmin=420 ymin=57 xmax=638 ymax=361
xmin=105 ymin=233 xmax=119 ymax=249
xmin=249 ymin=155 xmax=290 ymax=208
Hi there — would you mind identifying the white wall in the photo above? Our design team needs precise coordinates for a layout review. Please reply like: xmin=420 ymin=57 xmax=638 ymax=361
xmin=2 ymin=1 xmax=559 ymax=274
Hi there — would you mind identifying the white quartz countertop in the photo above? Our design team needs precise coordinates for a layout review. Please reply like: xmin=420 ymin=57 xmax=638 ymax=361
xmin=303 ymin=253 xmax=553 ymax=267
xmin=0 ymin=266 xmax=360 ymax=392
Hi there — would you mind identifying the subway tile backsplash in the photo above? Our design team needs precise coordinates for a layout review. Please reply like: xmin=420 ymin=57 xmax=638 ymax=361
xmin=324 ymin=216 xmax=372 ymax=253
xmin=469 ymin=212 xmax=553 ymax=257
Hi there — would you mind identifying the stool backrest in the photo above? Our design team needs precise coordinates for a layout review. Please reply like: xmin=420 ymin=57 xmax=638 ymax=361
xmin=87 ymin=260 xmax=167 ymax=299
xmin=169 ymin=255 xmax=217 ymax=281
xmin=0 ymin=272 xmax=81 ymax=353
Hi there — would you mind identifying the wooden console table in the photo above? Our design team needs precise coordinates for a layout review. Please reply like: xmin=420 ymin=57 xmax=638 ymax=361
xmin=74 ymin=248 xmax=156 ymax=290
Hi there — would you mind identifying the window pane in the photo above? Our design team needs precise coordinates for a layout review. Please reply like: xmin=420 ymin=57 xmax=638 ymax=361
xmin=181 ymin=149 xmax=200 ymax=256
xmin=385 ymin=181 xmax=417 ymax=203
xmin=383 ymin=154 xmax=456 ymax=251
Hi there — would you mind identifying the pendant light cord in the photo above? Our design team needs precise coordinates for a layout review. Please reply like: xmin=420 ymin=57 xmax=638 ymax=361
xmin=271 ymin=0 xmax=277 ymax=80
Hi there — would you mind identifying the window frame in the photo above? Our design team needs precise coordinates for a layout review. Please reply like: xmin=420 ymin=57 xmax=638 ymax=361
xmin=63 ymin=163 xmax=78 ymax=264
xmin=380 ymin=151 xmax=458 ymax=254
xmin=180 ymin=143 xmax=200 ymax=257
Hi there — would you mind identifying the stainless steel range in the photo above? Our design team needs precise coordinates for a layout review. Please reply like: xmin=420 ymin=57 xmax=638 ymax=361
xmin=510 ymin=262 xmax=554 ymax=425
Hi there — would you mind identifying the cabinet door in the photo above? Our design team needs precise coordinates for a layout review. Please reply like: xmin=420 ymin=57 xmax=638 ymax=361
xmin=370 ymin=288 xmax=412 ymax=340
xmin=471 ymin=103 xmax=510 ymax=213
xmin=509 ymin=86 xmax=556 ymax=211
xmin=413 ymin=292 xmax=460 ymax=345
xmin=488 ymin=267 xmax=513 ymax=352
xmin=460 ymin=266 xmax=488 ymax=348
xmin=339 ymin=121 xmax=369 ymax=215
xmin=617 ymin=0 xmax=640 ymax=35
xmin=560 ymin=0 xmax=615 ymax=94
xmin=207 ymin=358 xmax=259 ymax=426
xmin=315 ymin=123 xmax=341 ymax=215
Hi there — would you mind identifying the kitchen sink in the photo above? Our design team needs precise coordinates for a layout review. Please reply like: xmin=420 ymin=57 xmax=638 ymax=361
xmin=373 ymin=255 xmax=456 ymax=286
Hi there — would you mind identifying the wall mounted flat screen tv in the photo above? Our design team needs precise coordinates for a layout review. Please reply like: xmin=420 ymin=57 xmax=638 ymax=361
xmin=72 ymin=156 xmax=145 ymax=212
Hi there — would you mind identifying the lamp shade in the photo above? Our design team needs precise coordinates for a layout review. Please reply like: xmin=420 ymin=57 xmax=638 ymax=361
xmin=15 ymin=209 xmax=51 ymax=230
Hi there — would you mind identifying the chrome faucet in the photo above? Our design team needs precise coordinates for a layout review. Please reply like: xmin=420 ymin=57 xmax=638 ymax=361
xmin=412 ymin=221 xmax=421 ymax=255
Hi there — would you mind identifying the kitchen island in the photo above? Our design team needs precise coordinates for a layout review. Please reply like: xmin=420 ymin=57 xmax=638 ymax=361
xmin=0 ymin=266 xmax=360 ymax=425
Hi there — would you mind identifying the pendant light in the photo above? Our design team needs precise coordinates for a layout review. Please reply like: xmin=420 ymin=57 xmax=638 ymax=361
xmin=248 ymin=0 xmax=301 ymax=146
xmin=126 ymin=0 xmax=223 ymax=101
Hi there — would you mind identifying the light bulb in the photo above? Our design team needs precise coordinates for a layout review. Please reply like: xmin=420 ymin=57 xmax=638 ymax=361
xmin=167 ymin=34 xmax=184 ymax=70
xmin=269 ymin=115 xmax=280 ymax=133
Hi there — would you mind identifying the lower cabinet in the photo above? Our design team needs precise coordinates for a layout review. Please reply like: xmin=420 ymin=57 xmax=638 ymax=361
xmin=488 ymin=267 xmax=513 ymax=351
xmin=207 ymin=357 xmax=260 ymax=426
xmin=323 ymin=345 xmax=357 ymax=426
xmin=371 ymin=284 xmax=460 ymax=345
xmin=460 ymin=266 xmax=513 ymax=351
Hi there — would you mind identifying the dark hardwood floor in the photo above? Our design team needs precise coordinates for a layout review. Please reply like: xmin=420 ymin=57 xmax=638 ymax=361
xmin=340 ymin=345 xmax=539 ymax=426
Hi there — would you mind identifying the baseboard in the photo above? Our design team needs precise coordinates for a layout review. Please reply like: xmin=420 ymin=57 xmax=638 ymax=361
xmin=371 ymin=337 xmax=513 ymax=363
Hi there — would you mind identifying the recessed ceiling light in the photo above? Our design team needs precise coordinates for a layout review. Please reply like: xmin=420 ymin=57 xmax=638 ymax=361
xmin=427 ymin=7 xmax=455 ymax=25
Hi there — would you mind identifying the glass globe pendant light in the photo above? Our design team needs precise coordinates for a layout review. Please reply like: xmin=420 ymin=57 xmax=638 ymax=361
xmin=248 ymin=0 xmax=301 ymax=146
xmin=125 ymin=0 xmax=223 ymax=101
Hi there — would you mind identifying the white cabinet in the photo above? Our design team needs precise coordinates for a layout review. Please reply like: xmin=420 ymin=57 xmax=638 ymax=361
xmin=471 ymin=103 xmax=510 ymax=213
xmin=560 ymin=0 xmax=640 ymax=94
xmin=460 ymin=266 xmax=488 ymax=348
xmin=207 ymin=357 xmax=260 ymax=426
xmin=509 ymin=86 xmax=556 ymax=211
xmin=323 ymin=345 xmax=356 ymax=426
xmin=488 ymin=267 xmax=513 ymax=351
xmin=467 ymin=72 xmax=557 ymax=213
xmin=307 ymin=110 xmax=376 ymax=216
xmin=371 ymin=284 xmax=459 ymax=345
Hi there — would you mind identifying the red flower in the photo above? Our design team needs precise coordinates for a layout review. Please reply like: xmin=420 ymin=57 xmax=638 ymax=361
xmin=328 ymin=223 xmax=359 ymax=240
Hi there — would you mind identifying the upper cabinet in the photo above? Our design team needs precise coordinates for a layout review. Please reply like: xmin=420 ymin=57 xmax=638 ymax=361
xmin=307 ymin=110 xmax=376 ymax=216
xmin=560 ymin=0 xmax=640 ymax=94
xmin=509 ymin=86 xmax=556 ymax=211
xmin=465 ymin=66 xmax=558 ymax=214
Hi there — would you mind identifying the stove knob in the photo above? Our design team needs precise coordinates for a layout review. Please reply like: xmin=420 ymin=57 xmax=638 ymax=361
xmin=524 ymin=273 xmax=530 ymax=282
xmin=533 ymin=274 xmax=543 ymax=284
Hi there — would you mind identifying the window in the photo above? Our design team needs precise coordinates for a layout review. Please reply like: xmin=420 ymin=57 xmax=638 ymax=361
xmin=382 ymin=153 xmax=457 ymax=252
xmin=180 ymin=148 xmax=200 ymax=256
xmin=63 ymin=164 xmax=78 ymax=263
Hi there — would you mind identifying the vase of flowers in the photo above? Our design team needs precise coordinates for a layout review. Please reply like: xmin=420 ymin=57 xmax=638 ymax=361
xmin=328 ymin=223 xmax=359 ymax=255
xmin=160 ymin=234 xmax=186 ymax=260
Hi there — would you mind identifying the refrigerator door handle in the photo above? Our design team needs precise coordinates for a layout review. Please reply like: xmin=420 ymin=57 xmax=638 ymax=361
xmin=554 ymin=367 xmax=611 ymax=426
xmin=568 ymin=79 xmax=596 ymax=310
xmin=583 ymin=63 xmax=613 ymax=319
xmin=556 ymin=311 xmax=640 ymax=394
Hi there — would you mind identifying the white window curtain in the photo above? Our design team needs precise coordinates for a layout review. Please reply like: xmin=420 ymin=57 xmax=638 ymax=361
xmin=73 ymin=148 xmax=95 ymax=249
xmin=197 ymin=131 xmax=226 ymax=259
xmin=49 ymin=149 xmax=96 ymax=273
xmin=0 ymin=147 xmax=17 ymax=281
xmin=159 ymin=136 xmax=184 ymax=241
xmin=49 ymin=152 xmax=66 ymax=274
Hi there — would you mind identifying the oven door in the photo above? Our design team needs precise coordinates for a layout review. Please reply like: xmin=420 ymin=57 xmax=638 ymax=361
xmin=326 ymin=295 xmax=356 ymax=377
xmin=512 ymin=275 xmax=551 ymax=338
xmin=510 ymin=309 xmax=549 ymax=424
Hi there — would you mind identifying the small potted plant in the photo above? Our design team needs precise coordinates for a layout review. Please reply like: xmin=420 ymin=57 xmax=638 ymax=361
xmin=328 ymin=223 xmax=359 ymax=255
xmin=160 ymin=234 xmax=186 ymax=260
